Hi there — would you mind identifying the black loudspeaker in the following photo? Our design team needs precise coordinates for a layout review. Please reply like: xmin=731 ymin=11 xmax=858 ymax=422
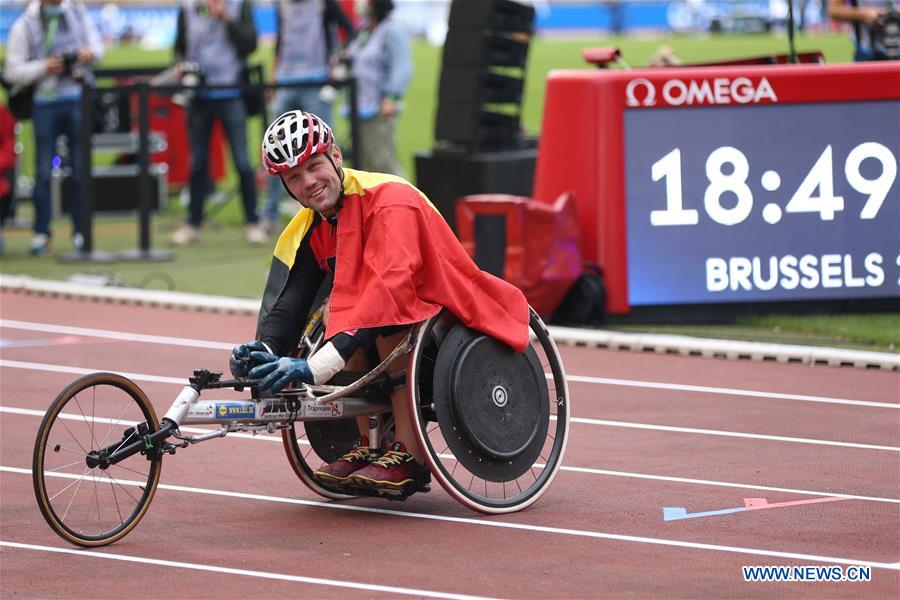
xmin=438 ymin=67 xmax=524 ymax=105
xmin=435 ymin=106 xmax=520 ymax=149
xmin=435 ymin=0 xmax=534 ymax=151
xmin=442 ymin=30 xmax=529 ymax=68
xmin=447 ymin=0 xmax=535 ymax=32
xmin=414 ymin=146 xmax=536 ymax=232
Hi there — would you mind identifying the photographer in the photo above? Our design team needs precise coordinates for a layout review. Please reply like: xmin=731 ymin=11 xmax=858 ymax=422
xmin=3 ymin=0 xmax=104 ymax=255
xmin=170 ymin=0 xmax=267 ymax=246
xmin=828 ymin=0 xmax=900 ymax=61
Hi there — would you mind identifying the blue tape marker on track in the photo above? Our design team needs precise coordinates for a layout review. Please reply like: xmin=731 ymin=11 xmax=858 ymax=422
xmin=663 ymin=506 xmax=746 ymax=521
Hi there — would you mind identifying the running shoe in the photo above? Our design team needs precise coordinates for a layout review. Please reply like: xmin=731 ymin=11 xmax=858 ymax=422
xmin=314 ymin=437 xmax=371 ymax=484
xmin=348 ymin=441 xmax=426 ymax=490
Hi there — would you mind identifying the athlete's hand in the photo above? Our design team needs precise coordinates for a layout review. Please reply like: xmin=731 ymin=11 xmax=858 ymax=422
xmin=229 ymin=341 xmax=267 ymax=378
xmin=248 ymin=353 xmax=315 ymax=395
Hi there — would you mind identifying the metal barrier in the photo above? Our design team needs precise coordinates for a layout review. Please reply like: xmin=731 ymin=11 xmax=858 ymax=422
xmin=68 ymin=66 xmax=359 ymax=262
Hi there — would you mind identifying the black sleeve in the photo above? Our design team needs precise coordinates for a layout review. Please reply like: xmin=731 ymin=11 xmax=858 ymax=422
xmin=274 ymin=3 xmax=283 ymax=61
xmin=330 ymin=325 xmax=407 ymax=361
xmin=173 ymin=7 xmax=186 ymax=62
xmin=324 ymin=0 xmax=357 ymax=43
xmin=258 ymin=236 xmax=325 ymax=357
xmin=227 ymin=0 xmax=258 ymax=58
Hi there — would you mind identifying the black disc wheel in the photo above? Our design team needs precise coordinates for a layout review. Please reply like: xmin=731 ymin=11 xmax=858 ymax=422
xmin=408 ymin=308 xmax=570 ymax=513
xmin=33 ymin=373 xmax=162 ymax=547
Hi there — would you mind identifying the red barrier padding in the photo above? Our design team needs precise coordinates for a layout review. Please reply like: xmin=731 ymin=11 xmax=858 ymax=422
xmin=456 ymin=192 xmax=582 ymax=317
xmin=130 ymin=93 xmax=228 ymax=188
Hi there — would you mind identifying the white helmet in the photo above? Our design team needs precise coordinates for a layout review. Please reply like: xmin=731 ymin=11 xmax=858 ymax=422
xmin=261 ymin=111 xmax=334 ymax=176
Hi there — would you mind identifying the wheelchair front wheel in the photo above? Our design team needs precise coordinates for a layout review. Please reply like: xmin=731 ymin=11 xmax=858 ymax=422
xmin=408 ymin=309 xmax=570 ymax=513
xmin=33 ymin=373 xmax=162 ymax=547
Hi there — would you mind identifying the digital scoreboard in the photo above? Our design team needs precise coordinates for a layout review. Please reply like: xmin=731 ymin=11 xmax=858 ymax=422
xmin=533 ymin=62 xmax=900 ymax=313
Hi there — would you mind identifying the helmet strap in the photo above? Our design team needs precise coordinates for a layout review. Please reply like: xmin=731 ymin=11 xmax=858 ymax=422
xmin=324 ymin=147 xmax=346 ymax=207
xmin=278 ymin=147 xmax=346 ymax=216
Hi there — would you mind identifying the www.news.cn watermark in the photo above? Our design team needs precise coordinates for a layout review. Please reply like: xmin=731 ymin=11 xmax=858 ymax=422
xmin=742 ymin=565 xmax=872 ymax=582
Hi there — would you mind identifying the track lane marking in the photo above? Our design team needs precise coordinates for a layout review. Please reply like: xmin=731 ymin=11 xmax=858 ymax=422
xmin=0 ymin=319 xmax=234 ymax=350
xmin=0 ymin=541 xmax=498 ymax=600
xmin=4 ymin=355 xmax=900 ymax=455
xmin=566 ymin=374 xmax=899 ymax=409
xmin=3 ymin=320 xmax=896 ymax=409
xmin=1 ymin=359 xmax=187 ymax=385
xmin=0 ymin=406 xmax=286 ymax=444
xmin=569 ymin=416 xmax=900 ymax=452
xmin=4 ymin=408 xmax=898 ymax=504
xmin=4 ymin=467 xmax=898 ymax=571
xmin=4 ymin=407 xmax=899 ymax=503
xmin=2 ymin=356 xmax=895 ymax=452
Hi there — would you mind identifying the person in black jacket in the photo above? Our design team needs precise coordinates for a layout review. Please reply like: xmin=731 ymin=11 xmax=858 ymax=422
xmin=171 ymin=0 xmax=267 ymax=246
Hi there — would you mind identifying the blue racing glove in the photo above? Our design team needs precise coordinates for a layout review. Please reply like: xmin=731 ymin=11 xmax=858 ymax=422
xmin=248 ymin=352 xmax=315 ymax=395
xmin=229 ymin=341 xmax=268 ymax=378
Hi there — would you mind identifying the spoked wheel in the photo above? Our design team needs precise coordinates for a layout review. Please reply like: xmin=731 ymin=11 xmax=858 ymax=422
xmin=408 ymin=309 xmax=570 ymax=513
xmin=33 ymin=373 xmax=162 ymax=547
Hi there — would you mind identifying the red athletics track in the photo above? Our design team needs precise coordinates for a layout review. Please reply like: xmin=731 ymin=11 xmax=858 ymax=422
xmin=1 ymin=291 xmax=898 ymax=598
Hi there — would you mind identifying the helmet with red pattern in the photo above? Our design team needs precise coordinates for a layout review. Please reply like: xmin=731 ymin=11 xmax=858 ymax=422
xmin=261 ymin=111 xmax=335 ymax=176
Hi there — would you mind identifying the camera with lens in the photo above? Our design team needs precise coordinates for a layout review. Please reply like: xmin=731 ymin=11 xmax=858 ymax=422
xmin=59 ymin=51 xmax=86 ymax=81
xmin=870 ymin=10 xmax=900 ymax=60
xmin=173 ymin=61 xmax=205 ymax=107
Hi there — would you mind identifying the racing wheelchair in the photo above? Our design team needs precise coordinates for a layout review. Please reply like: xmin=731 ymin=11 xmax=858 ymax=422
xmin=32 ymin=307 xmax=570 ymax=547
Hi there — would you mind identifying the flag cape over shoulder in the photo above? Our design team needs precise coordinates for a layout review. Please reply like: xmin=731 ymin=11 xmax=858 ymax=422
xmin=263 ymin=169 xmax=529 ymax=352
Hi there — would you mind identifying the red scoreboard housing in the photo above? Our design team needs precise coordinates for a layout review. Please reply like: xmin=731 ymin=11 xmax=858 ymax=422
xmin=533 ymin=62 xmax=900 ymax=314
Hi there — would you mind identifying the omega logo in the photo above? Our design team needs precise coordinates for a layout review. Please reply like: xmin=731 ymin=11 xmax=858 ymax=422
xmin=626 ymin=76 xmax=778 ymax=107
xmin=625 ymin=78 xmax=656 ymax=107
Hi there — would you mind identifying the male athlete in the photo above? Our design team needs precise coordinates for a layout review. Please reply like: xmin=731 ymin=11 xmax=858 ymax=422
xmin=231 ymin=111 xmax=529 ymax=492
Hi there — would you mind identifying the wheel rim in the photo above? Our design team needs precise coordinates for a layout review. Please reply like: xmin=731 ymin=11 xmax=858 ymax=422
xmin=33 ymin=374 xmax=161 ymax=546
xmin=282 ymin=424 xmax=358 ymax=500
xmin=409 ymin=310 xmax=570 ymax=513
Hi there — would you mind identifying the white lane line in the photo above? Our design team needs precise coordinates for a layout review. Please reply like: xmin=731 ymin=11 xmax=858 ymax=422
xmin=1 ymin=359 xmax=187 ymax=385
xmin=0 ymin=541 xmax=497 ymax=600
xmin=4 ymin=467 xmax=897 ymax=571
xmin=4 ymin=408 xmax=897 ymax=504
xmin=0 ymin=406 xmax=286 ymax=444
xmin=2 ymin=358 xmax=892 ymax=451
xmin=3 ymin=320 xmax=895 ymax=410
xmin=5 ymin=407 xmax=897 ymax=504
xmin=566 ymin=374 xmax=900 ymax=410
xmin=0 ymin=319 xmax=234 ymax=351
xmin=560 ymin=466 xmax=900 ymax=504
xmin=571 ymin=417 xmax=900 ymax=452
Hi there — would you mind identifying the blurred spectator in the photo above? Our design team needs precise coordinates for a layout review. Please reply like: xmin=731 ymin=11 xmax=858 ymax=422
xmin=0 ymin=102 xmax=16 ymax=255
xmin=171 ymin=0 xmax=266 ymax=246
xmin=3 ymin=0 xmax=104 ymax=256
xmin=261 ymin=0 xmax=356 ymax=235
xmin=602 ymin=1 xmax=625 ymax=34
xmin=343 ymin=0 xmax=411 ymax=176
xmin=828 ymin=0 xmax=897 ymax=60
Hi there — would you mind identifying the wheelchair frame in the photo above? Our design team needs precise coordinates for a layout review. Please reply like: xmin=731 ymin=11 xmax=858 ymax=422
xmin=32 ymin=309 xmax=569 ymax=547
